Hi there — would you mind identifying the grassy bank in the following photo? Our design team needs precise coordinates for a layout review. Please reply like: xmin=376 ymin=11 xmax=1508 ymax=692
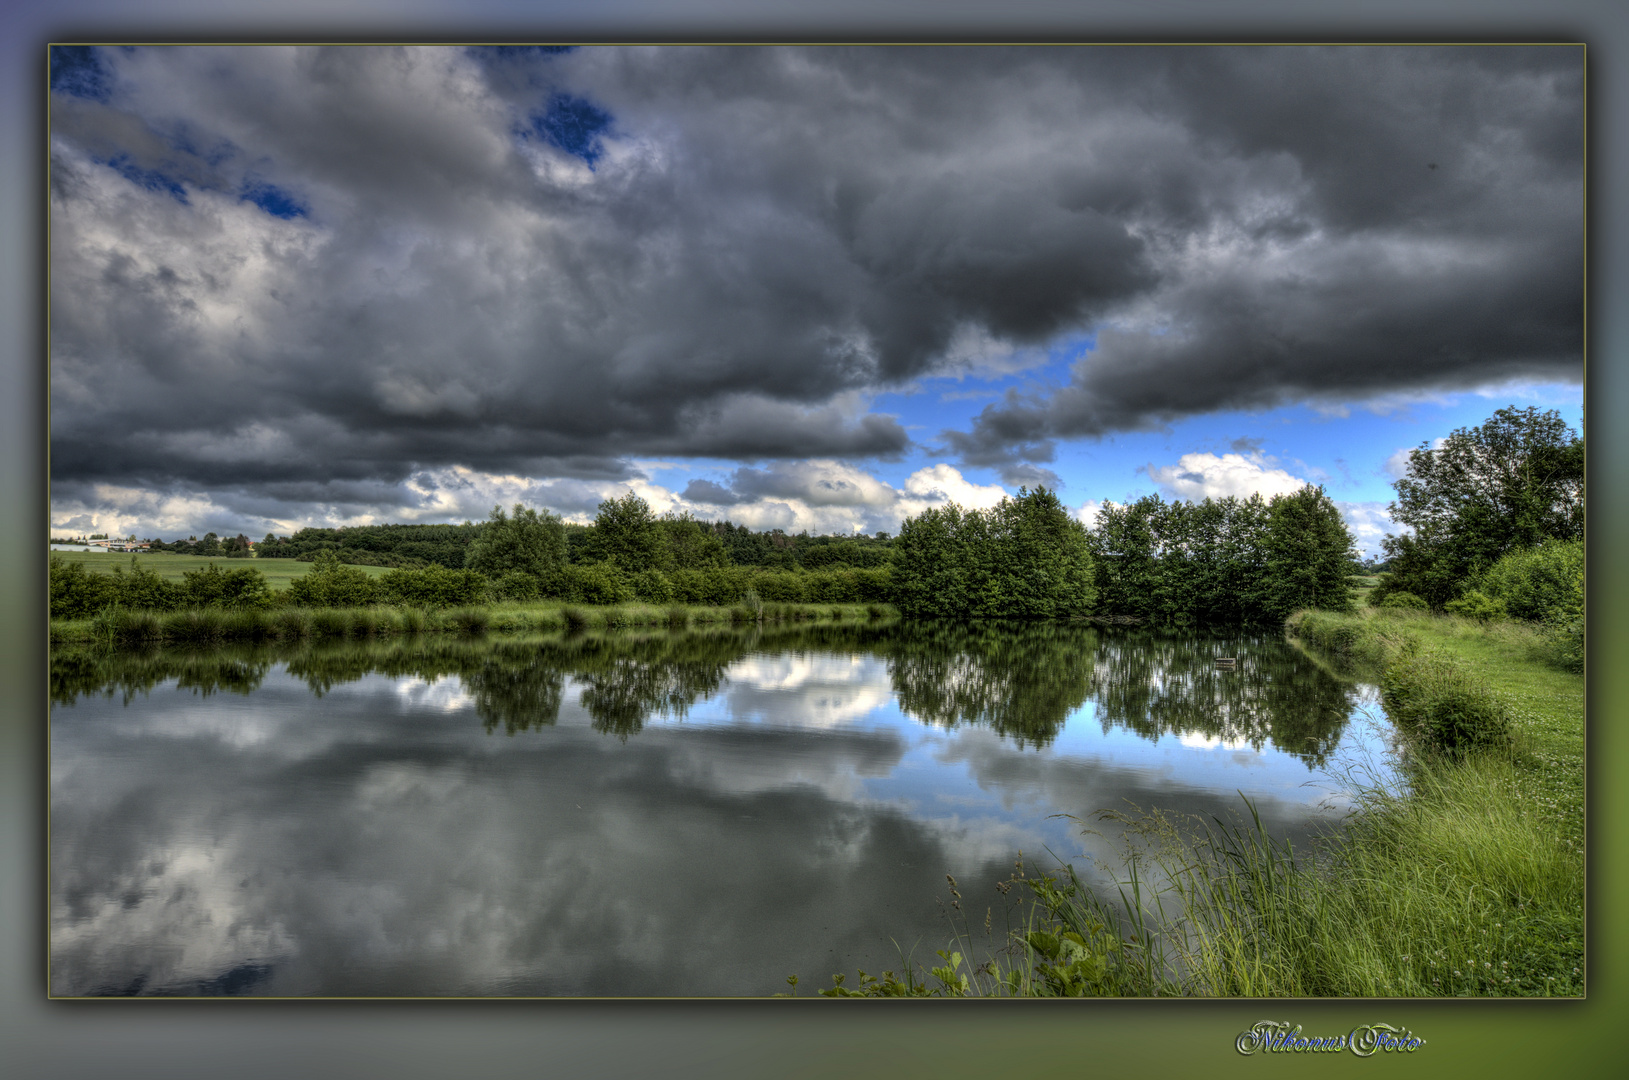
xmin=49 ymin=598 xmax=900 ymax=646
xmin=797 ymin=607 xmax=1583 ymax=998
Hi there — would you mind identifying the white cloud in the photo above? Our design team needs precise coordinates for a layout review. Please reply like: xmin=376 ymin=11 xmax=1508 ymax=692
xmin=1382 ymin=437 xmax=1447 ymax=480
xmin=1144 ymin=452 xmax=1311 ymax=502
xmin=1075 ymin=499 xmax=1105 ymax=528
xmin=1336 ymin=501 xmax=1400 ymax=558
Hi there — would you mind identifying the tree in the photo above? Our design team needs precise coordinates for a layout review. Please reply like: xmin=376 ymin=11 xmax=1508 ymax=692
xmin=659 ymin=512 xmax=728 ymax=571
xmin=1379 ymin=407 xmax=1583 ymax=608
xmin=581 ymin=493 xmax=668 ymax=572
xmin=1260 ymin=485 xmax=1358 ymax=620
xmin=893 ymin=487 xmax=1096 ymax=618
xmin=464 ymin=503 xmax=568 ymax=581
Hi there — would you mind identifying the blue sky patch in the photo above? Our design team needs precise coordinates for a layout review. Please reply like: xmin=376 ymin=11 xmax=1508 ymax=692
xmin=470 ymin=45 xmax=574 ymax=63
xmin=51 ymin=46 xmax=112 ymax=102
xmin=530 ymin=92 xmax=613 ymax=167
xmin=240 ymin=180 xmax=306 ymax=220
xmin=99 ymin=155 xmax=187 ymax=204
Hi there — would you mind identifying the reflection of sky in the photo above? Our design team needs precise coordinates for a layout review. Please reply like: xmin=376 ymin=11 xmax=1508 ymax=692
xmin=51 ymin=645 xmax=1390 ymax=997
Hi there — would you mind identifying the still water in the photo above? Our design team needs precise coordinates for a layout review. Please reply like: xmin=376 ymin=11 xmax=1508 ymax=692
xmin=50 ymin=621 xmax=1390 ymax=997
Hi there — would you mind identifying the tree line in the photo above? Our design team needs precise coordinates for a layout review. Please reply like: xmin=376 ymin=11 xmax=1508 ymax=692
xmin=53 ymin=483 xmax=1362 ymax=625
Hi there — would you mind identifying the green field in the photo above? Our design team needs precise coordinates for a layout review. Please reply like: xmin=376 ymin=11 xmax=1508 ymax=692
xmin=48 ymin=549 xmax=391 ymax=590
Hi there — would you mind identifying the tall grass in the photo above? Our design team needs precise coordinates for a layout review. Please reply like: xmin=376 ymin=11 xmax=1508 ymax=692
xmin=52 ymin=598 xmax=903 ymax=648
xmin=1156 ymin=768 xmax=1581 ymax=996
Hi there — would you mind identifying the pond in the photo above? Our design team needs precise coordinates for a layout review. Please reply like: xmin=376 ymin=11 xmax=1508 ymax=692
xmin=50 ymin=621 xmax=1392 ymax=997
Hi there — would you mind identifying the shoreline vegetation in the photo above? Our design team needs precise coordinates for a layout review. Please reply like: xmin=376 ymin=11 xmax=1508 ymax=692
xmin=790 ymin=606 xmax=1582 ymax=998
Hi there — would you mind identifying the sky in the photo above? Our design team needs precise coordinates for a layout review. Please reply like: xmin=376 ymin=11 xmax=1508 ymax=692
xmin=48 ymin=44 xmax=1584 ymax=558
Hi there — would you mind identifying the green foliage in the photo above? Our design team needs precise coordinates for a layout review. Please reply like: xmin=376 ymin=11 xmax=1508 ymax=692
xmin=554 ymin=560 xmax=635 ymax=605
xmin=1090 ymin=487 xmax=1353 ymax=625
xmin=465 ymin=503 xmax=568 ymax=580
xmin=1444 ymin=590 xmax=1508 ymax=622
xmin=376 ymin=564 xmax=489 ymax=607
xmin=1261 ymin=486 xmax=1358 ymax=621
xmin=1380 ymin=643 xmax=1514 ymax=754
xmin=284 ymin=549 xmax=381 ymax=607
xmin=49 ymin=556 xmax=120 ymax=619
xmin=667 ymin=566 xmax=753 ymax=605
xmin=630 ymin=568 xmax=676 ymax=604
xmin=581 ymin=492 xmax=668 ymax=572
xmin=1380 ymin=407 xmax=1583 ymax=608
xmin=1473 ymin=539 xmax=1583 ymax=625
xmin=488 ymin=569 xmax=542 ymax=602
xmin=659 ymin=513 xmax=729 ymax=571
xmin=1378 ymin=591 xmax=1429 ymax=610
xmin=179 ymin=563 xmax=276 ymax=610
xmin=893 ymin=487 xmax=1096 ymax=618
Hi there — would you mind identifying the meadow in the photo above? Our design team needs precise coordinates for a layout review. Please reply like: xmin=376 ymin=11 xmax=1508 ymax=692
xmin=49 ymin=549 xmax=392 ymax=589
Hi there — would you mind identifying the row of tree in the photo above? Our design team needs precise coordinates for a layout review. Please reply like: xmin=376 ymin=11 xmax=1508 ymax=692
xmin=1088 ymin=486 xmax=1357 ymax=625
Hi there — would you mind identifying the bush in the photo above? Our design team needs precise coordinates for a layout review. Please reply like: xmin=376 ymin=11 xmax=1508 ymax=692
xmin=667 ymin=566 xmax=751 ymax=606
xmin=180 ymin=563 xmax=276 ymax=610
xmin=488 ymin=570 xmax=542 ymax=602
xmin=630 ymin=568 xmax=676 ymax=604
xmin=1475 ymin=539 xmax=1583 ymax=625
xmin=553 ymin=560 xmax=634 ymax=605
xmin=377 ymin=564 xmax=489 ymax=607
xmin=286 ymin=550 xmax=380 ymax=606
xmin=1377 ymin=591 xmax=1429 ymax=610
xmin=752 ymin=571 xmax=808 ymax=603
xmin=1443 ymin=590 xmax=1507 ymax=622
xmin=49 ymin=557 xmax=119 ymax=620
xmin=1380 ymin=644 xmax=1514 ymax=754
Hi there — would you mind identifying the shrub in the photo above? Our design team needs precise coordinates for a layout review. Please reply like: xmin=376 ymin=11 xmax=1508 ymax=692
xmin=1475 ymin=539 xmax=1583 ymax=624
xmin=115 ymin=557 xmax=183 ymax=611
xmin=181 ymin=563 xmax=277 ymax=610
xmin=50 ymin=557 xmax=119 ymax=620
xmin=630 ymin=568 xmax=676 ymax=604
xmin=286 ymin=550 xmax=380 ymax=607
xmin=377 ymin=564 xmax=489 ymax=607
xmin=1380 ymin=644 xmax=1514 ymax=754
xmin=1377 ymin=591 xmax=1428 ymax=610
xmin=752 ymin=571 xmax=808 ymax=603
xmin=555 ymin=560 xmax=634 ymax=605
xmin=1443 ymin=589 xmax=1507 ymax=622
xmin=488 ymin=569 xmax=542 ymax=602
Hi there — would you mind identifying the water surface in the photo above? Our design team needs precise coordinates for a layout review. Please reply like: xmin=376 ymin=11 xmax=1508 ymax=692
xmin=50 ymin=621 xmax=1389 ymax=996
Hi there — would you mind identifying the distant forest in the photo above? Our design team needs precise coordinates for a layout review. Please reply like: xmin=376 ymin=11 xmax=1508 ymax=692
xmin=248 ymin=519 xmax=895 ymax=572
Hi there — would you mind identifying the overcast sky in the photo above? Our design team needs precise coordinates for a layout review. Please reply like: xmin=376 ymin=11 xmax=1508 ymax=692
xmin=48 ymin=44 xmax=1583 ymax=555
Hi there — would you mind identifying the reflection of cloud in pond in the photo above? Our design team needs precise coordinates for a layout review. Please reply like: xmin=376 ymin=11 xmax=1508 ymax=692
xmin=393 ymin=675 xmax=475 ymax=714
xmin=1176 ymin=731 xmax=1253 ymax=751
xmin=707 ymin=653 xmax=896 ymax=731
xmin=52 ymin=688 xmax=995 ymax=996
xmin=51 ymin=833 xmax=300 ymax=996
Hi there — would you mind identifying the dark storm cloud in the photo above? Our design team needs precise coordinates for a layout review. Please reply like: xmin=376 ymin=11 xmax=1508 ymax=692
xmin=50 ymin=45 xmax=1580 ymax=517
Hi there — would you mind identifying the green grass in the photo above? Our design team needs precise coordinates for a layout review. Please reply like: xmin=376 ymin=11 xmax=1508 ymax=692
xmin=48 ymin=549 xmax=392 ymax=589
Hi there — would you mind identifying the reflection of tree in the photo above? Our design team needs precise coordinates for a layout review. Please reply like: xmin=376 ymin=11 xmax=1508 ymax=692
xmin=559 ymin=634 xmax=738 ymax=741
xmin=1087 ymin=630 xmax=1356 ymax=767
xmin=466 ymin=656 xmax=564 ymax=736
xmin=51 ymin=623 xmax=1360 ymax=763
xmin=882 ymin=621 xmax=1100 ymax=749
xmin=51 ymin=644 xmax=273 ymax=706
